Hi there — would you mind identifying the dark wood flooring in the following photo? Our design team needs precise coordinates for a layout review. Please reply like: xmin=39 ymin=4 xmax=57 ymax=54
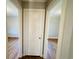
xmin=19 ymin=56 xmax=43 ymax=59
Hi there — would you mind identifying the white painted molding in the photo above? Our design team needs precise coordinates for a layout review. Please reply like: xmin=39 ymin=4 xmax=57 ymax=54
xmin=56 ymin=0 xmax=73 ymax=59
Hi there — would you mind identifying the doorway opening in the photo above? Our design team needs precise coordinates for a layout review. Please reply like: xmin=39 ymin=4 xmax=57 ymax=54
xmin=46 ymin=1 xmax=62 ymax=59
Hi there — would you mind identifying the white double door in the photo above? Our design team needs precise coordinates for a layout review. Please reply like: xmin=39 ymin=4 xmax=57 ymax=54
xmin=23 ymin=9 xmax=45 ymax=56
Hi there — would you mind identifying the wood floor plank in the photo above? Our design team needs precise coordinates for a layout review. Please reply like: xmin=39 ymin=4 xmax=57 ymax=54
xmin=46 ymin=39 xmax=58 ymax=59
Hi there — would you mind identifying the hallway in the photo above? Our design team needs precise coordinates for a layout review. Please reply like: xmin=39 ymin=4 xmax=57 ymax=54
xmin=6 ymin=0 xmax=73 ymax=59
xmin=7 ymin=0 xmax=60 ymax=58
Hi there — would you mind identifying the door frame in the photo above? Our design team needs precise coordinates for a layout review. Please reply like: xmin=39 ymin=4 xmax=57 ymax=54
xmin=23 ymin=9 xmax=45 ymax=57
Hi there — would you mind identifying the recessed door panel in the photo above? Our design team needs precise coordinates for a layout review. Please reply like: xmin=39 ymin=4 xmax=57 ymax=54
xmin=23 ymin=9 xmax=45 ymax=56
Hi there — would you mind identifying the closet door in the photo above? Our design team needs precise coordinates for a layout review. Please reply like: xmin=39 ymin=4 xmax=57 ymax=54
xmin=23 ymin=9 xmax=45 ymax=56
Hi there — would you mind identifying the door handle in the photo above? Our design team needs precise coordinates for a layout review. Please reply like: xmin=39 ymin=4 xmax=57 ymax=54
xmin=39 ymin=37 xmax=41 ymax=39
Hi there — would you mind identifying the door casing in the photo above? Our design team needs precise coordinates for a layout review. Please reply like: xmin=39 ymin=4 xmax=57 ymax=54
xmin=23 ymin=9 xmax=45 ymax=57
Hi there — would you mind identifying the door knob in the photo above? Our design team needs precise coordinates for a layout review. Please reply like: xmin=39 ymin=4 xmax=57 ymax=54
xmin=39 ymin=37 xmax=41 ymax=39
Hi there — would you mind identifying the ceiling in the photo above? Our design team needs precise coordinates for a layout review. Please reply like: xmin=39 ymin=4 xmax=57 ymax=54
xmin=6 ymin=0 xmax=53 ymax=16
xmin=22 ymin=0 xmax=48 ymax=2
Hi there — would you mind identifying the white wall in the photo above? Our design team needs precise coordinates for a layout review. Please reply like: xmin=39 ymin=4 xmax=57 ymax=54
xmin=56 ymin=0 xmax=73 ymax=59
xmin=7 ymin=16 xmax=19 ymax=37
xmin=47 ymin=1 xmax=61 ymax=37
xmin=48 ymin=15 xmax=60 ymax=37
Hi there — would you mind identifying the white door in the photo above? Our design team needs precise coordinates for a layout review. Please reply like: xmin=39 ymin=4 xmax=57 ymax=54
xmin=23 ymin=9 xmax=45 ymax=56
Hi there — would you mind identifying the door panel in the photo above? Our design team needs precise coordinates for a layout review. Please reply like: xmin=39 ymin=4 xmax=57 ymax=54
xmin=23 ymin=9 xmax=45 ymax=56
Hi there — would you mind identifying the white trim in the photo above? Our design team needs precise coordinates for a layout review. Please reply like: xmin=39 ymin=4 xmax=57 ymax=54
xmin=56 ymin=0 xmax=73 ymax=58
xmin=18 ymin=9 xmax=22 ymax=58
xmin=56 ymin=0 xmax=67 ymax=59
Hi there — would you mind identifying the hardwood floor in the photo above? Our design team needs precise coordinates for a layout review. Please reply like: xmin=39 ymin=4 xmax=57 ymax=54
xmin=46 ymin=39 xmax=58 ymax=59
xmin=8 ymin=37 xmax=57 ymax=59
xmin=8 ymin=37 xmax=19 ymax=59
xmin=19 ymin=39 xmax=58 ymax=59
xmin=19 ymin=56 xmax=43 ymax=59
